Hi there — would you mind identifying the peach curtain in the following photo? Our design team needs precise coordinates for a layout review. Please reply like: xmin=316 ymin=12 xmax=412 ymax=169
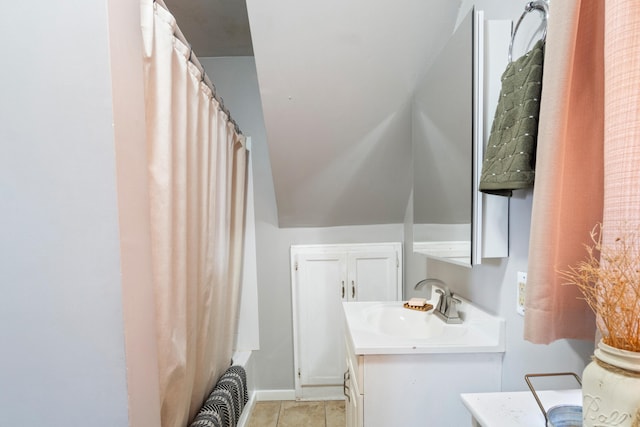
xmin=526 ymin=0 xmax=640 ymax=343
xmin=601 ymin=1 xmax=640 ymax=245
xmin=141 ymin=1 xmax=249 ymax=426
xmin=524 ymin=0 xmax=604 ymax=343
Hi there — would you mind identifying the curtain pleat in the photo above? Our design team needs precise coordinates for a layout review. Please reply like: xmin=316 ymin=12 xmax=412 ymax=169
xmin=524 ymin=0 xmax=604 ymax=343
xmin=140 ymin=1 xmax=248 ymax=425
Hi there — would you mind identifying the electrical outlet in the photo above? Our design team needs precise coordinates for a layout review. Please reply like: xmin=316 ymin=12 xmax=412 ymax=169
xmin=517 ymin=271 xmax=527 ymax=316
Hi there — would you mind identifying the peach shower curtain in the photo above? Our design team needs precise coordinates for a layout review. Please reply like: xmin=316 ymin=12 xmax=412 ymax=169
xmin=601 ymin=1 xmax=640 ymax=245
xmin=141 ymin=1 xmax=249 ymax=426
xmin=525 ymin=0 xmax=640 ymax=343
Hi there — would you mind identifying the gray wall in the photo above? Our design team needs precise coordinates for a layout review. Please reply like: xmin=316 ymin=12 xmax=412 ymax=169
xmin=0 ymin=2 xmax=130 ymax=424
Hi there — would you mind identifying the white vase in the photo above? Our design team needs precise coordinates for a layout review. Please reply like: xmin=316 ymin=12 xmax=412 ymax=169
xmin=582 ymin=340 xmax=640 ymax=426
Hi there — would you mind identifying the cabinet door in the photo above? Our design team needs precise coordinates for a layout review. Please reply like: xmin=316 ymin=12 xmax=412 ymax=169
xmin=346 ymin=375 xmax=360 ymax=427
xmin=345 ymin=367 xmax=355 ymax=427
xmin=354 ymin=383 xmax=363 ymax=427
xmin=348 ymin=246 xmax=401 ymax=301
xmin=345 ymin=356 xmax=363 ymax=427
xmin=292 ymin=251 xmax=347 ymax=389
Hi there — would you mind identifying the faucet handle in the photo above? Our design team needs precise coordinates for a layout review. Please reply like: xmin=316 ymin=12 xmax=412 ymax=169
xmin=434 ymin=289 xmax=445 ymax=313
xmin=445 ymin=296 xmax=461 ymax=319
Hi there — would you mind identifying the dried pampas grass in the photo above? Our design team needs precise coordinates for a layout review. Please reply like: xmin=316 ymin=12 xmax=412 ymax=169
xmin=561 ymin=224 xmax=640 ymax=352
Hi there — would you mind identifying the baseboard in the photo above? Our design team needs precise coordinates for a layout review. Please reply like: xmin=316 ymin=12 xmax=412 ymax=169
xmin=255 ymin=389 xmax=296 ymax=401
xmin=296 ymin=385 xmax=344 ymax=400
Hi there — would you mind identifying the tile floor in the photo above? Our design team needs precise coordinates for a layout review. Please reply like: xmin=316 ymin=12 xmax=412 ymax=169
xmin=247 ymin=400 xmax=346 ymax=427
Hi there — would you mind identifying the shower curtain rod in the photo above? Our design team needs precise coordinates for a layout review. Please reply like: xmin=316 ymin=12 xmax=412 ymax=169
xmin=153 ymin=0 xmax=243 ymax=135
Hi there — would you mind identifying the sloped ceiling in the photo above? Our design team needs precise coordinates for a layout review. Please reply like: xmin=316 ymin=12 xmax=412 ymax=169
xmin=246 ymin=0 xmax=461 ymax=227
xmin=165 ymin=0 xmax=463 ymax=227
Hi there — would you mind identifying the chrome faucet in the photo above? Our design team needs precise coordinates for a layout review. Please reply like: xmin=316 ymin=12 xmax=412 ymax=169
xmin=414 ymin=278 xmax=463 ymax=324
xmin=414 ymin=278 xmax=447 ymax=293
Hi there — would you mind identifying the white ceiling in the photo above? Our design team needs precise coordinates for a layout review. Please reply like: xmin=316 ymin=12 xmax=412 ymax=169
xmin=165 ymin=0 xmax=463 ymax=227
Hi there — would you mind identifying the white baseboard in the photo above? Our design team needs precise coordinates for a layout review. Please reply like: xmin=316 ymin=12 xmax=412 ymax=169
xmin=255 ymin=389 xmax=296 ymax=401
xmin=297 ymin=385 xmax=344 ymax=401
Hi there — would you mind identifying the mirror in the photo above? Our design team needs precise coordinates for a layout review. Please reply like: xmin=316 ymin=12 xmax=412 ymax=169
xmin=412 ymin=9 xmax=510 ymax=267
xmin=412 ymin=9 xmax=477 ymax=266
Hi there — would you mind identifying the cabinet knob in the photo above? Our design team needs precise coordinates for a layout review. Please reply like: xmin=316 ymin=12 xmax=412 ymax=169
xmin=352 ymin=280 xmax=355 ymax=298
xmin=342 ymin=281 xmax=345 ymax=299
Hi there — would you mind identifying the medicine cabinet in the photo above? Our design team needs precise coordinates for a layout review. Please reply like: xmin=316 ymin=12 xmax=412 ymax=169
xmin=412 ymin=9 xmax=509 ymax=266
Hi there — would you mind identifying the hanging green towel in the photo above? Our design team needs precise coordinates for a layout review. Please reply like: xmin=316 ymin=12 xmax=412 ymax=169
xmin=479 ymin=39 xmax=545 ymax=196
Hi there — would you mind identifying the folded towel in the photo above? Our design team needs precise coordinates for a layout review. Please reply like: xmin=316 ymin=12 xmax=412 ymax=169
xmin=190 ymin=365 xmax=248 ymax=427
xmin=191 ymin=392 xmax=230 ymax=427
xmin=479 ymin=39 xmax=545 ymax=196
xmin=214 ymin=366 xmax=248 ymax=422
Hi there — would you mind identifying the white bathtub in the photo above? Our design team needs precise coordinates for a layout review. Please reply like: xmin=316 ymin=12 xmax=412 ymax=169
xmin=232 ymin=350 xmax=255 ymax=427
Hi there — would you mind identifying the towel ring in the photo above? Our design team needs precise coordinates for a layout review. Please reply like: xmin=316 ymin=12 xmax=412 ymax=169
xmin=508 ymin=0 xmax=549 ymax=63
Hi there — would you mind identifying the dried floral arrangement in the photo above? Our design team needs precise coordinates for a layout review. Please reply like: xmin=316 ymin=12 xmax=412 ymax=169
xmin=561 ymin=224 xmax=640 ymax=352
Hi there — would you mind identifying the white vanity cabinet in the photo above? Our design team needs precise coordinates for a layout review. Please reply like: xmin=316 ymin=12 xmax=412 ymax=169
xmin=342 ymin=295 xmax=505 ymax=427
xmin=291 ymin=243 xmax=402 ymax=400
xmin=344 ymin=343 xmax=503 ymax=427
xmin=345 ymin=338 xmax=502 ymax=427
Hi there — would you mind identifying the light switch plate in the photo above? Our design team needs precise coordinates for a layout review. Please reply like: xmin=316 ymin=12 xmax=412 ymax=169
xmin=517 ymin=271 xmax=527 ymax=316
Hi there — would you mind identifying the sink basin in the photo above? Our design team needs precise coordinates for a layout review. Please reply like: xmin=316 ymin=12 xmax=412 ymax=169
xmin=342 ymin=288 xmax=505 ymax=355
xmin=364 ymin=304 xmax=467 ymax=339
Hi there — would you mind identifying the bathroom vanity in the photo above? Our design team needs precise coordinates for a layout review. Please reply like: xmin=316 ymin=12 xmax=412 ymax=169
xmin=342 ymin=289 xmax=505 ymax=427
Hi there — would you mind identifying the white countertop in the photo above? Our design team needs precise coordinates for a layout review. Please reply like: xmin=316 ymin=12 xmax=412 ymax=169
xmin=342 ymin=290 xmax=505 ymax=355
xmin=460 ymin=389 xmax=582 ymax=427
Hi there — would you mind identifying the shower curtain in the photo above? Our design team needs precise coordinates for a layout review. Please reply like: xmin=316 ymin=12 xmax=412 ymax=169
xmin=525 ymin=0 xmax=640 ymax=343
xmin=601 ymin=1 xmax=640 ymax=246
xmin=524 ymin=0 xmax=603 ymax=343
xmin=141 ymin=1 xmax=249 ymax=426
